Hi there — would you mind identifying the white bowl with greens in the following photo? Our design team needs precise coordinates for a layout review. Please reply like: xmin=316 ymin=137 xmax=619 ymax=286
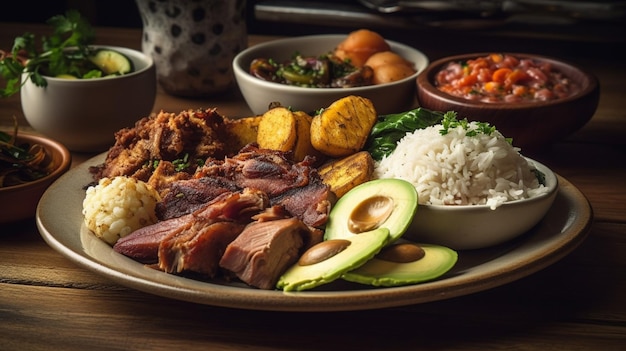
xmin=233 ymin=33 xmax=429 ymax=115
xmin=1 ymin=11 xmax=156 ymax=152
xmin=20 ymin=45 xmax=156 ymax=152
xmin=370 ymin=109 xmax=560 ymax=250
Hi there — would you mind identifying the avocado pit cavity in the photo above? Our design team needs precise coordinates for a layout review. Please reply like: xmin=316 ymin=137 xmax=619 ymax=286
xmin=348 ymin=195 xmax=394 ymax=233
xmin=324 ymin=178 xmax=418 ymax=243
xmin=298 ymin=239 xmax=351 ymax=266
xmin=376 ymin=243 xmax=425 ymax=263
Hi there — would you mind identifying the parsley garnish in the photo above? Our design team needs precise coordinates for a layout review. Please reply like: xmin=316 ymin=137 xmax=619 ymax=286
xmin=0 ymin=10 xmax=96 ymax=97
xmin=439 ymin=112 xmax=496 ymax=137
xmin=172 ymin=153 xmax=189 ymax=172
xmin=144 ymin=153 xmax=204 ymax=173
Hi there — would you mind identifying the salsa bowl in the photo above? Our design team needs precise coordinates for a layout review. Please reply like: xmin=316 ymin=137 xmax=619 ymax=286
xmin=233 ymin=34 xmax=429 ymax=115
xmin=416 ymin=52 xmax=599 ymax=150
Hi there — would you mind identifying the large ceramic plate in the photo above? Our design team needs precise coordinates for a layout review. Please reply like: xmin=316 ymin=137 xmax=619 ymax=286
xmin=36 ymin=153 xmax=592 ymax=312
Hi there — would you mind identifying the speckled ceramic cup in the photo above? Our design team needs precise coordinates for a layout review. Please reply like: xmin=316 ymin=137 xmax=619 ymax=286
xmin=135 ymin=0 xmax=247 ymax=97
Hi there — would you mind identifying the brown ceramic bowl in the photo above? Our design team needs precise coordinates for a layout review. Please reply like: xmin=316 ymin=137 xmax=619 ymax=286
xmin=0 ymin=132 xmax=71 ymax=223
xmin=416 ymin=53 xmax=600 ymax=150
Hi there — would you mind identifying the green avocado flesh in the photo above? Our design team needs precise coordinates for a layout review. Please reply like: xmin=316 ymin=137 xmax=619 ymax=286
xmin=277 ymin=227 xmax=390 ymax=291
xmin=323 ymin=178 xmax=418 ymax=243
xmin=88 ymin=49 xmax=133 ymax=75
xmin=343 ymin=243 xmax=458 ymax=287
xmin=278 ymin=178 xmax=456 ymax=291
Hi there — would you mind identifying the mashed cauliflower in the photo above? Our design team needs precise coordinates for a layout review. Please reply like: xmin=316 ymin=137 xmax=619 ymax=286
xmin=82 ymin=176 xmax=161 ymax=245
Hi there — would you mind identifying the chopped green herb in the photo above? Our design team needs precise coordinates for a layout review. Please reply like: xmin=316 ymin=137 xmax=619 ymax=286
xmin=0 ymin=10 xmax=98 ymax=97
xmin=172 ymin=153 xmax=193 ymax=172
xmin=439 ymin=113 xmax=496 ymax=137
xmin=144 ymin=153 xmax=204 ymax=173
xmin=0 ymin=11 xmax=133 ymax=98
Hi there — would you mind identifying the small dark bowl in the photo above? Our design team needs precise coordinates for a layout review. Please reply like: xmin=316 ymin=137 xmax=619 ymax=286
xmin=416 ymin=53 xmax=600 ymax=150
xmin=0 ymin=133 xmax=71 ymax=223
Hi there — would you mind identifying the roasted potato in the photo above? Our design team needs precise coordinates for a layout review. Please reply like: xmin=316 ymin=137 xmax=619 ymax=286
xmin=310 ymin=95 xmax=377 ymax=157
xmin=364 ymin=51 xmax=416 ymax=84
xmin=318 ymin=151 xmax=375 ymax=198
xmin=257 ymin=106 xmax=297 ymax=152
xmin=223 ymin=115 xmax=263 ymax=151
xmin=334 ymin=29 xmax=390 ymax=68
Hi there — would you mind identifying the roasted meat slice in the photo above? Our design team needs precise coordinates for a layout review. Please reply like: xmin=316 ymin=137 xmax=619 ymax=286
xmin=219 ymin=217 xmax=311 ymax=290
xmin=113 ymin=214 xmax=191 ymax=263
xmin=158 ymin=221 xmax=246 ymax=276
xmin=251 ymin=205 xmax=324 ymax=250
xmin=113 ymin=189 xmax=269 ymax=264
xmin=270 ymin=175 xmax=335 ymax=228
xmin=196 ymin=144 xmax=314 ymax=197
xmin=194 ymin=188 xmax=269 ymax=222
xmin=157 ymin=144 xmax=334 ymax=227
xmin=156 ymin=176 xmax=240 ymax=220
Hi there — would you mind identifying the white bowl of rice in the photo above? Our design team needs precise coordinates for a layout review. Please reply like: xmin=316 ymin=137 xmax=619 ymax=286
xmin=374 ymin=117 xmax=558 ymax=250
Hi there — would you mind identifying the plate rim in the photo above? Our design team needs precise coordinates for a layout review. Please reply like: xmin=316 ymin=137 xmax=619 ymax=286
xmin=35 ymin=153 xmax=593 ymax=312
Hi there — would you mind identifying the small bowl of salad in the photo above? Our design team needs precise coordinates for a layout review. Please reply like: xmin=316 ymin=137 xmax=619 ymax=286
xmin=18 ymin=45 xmax=156 ymax=152
xmin=415 ymin=52 xmax=600 ymax=150
xmin=233 ymin=29 xmax=429 ymax=115
xmin=1 ymin=11 xmax=156 ymax=152
xmin=0 ymin=127 xmax=71 ymax=223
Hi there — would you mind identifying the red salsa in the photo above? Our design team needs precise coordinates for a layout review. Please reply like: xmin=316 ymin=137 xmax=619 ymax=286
xmin=435 ymin=53 xmax=580 ymax=103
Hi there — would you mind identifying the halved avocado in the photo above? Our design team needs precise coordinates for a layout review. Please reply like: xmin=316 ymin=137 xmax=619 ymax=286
xmin=323 ymin=178 xmax=418 ymax=243
xmin=88 ymin=49 xmax=134 ymax=75
xmin=277 ymin=227 xmax=389 ymax=291
xmin=343 ymin=242 xmax=458 ymax=287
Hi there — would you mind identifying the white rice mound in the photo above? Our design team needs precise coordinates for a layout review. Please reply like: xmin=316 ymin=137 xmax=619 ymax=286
xmin=374 ymin=122 xmax=549 ymax=209
xmin=82 ymin=176 xmax=161 ymax=245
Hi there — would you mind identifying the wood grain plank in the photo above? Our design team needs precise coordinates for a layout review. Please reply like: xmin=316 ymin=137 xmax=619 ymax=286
xmin=1 ymin=282 xmax=624 ymax=351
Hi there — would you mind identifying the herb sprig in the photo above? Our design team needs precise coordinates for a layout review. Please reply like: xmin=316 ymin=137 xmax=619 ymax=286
xmin=0 ymin=117 xmax=52 ymax=187
xmin=439 ymin=112 xmax=496 ymax=137
xmin=0 ymin=10 xmax=96 ymax=97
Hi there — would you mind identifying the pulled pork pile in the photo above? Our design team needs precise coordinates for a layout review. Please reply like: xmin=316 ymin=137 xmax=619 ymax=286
xmin=89 ymin=108 xmax=232 ymax=195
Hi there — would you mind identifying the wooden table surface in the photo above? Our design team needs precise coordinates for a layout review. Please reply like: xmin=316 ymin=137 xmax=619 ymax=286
xmin=1 ymin=23 xmax=625 ymax=351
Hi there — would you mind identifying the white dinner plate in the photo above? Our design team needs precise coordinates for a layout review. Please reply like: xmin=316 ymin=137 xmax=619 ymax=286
xmin=36 ymin=153 xmax=592 ymax=312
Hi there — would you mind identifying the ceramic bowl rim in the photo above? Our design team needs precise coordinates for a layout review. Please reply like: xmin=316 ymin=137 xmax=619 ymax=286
xmin=34 ymin=45 xmax=155 ymax=84
xmin=417 ymin=157 xmax=558 ymax=212
xmin=233 ymin=34 xmax=429 ymax=94
xmin=0 ymin=132 xmax=71 ymax=194
xmin=416 ymin=52 xmax=599 ymax=110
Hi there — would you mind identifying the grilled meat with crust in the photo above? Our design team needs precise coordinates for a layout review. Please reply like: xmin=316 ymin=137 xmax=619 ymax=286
xmin=89 ymin=108 xmax=229 ymax=194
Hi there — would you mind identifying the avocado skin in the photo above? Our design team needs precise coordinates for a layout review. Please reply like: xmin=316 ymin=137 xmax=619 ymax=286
xmin=277 ymin=227 xmax=390 ymax=291
xmin=343 ymin=243 xmax=458 ymax=287
xmin=323 ymin=178 xmax=418 ymax=242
